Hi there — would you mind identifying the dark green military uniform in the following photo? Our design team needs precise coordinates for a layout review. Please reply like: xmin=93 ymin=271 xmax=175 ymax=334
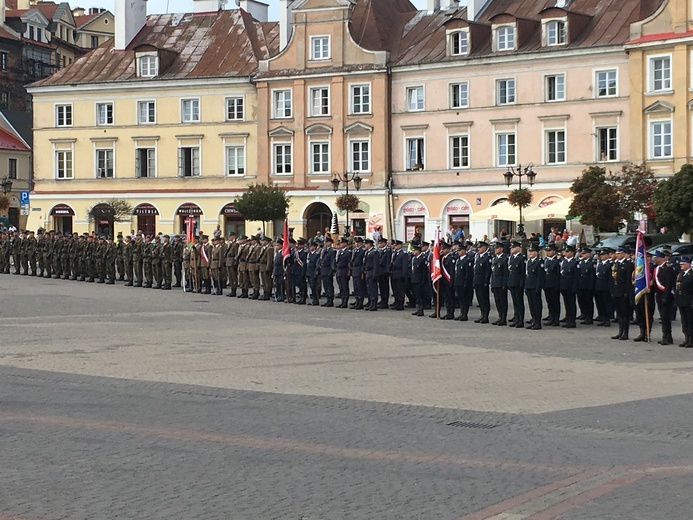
xmin=160 ymin=235 xmax=173 ymax=290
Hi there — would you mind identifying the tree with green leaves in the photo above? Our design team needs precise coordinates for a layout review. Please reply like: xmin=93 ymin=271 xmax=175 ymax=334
xmin=610 ymin=163 xmax=657 ymax=220
xmin=233 ymin=184 xmax=291 ymax=234
xmin=653 ymin=163 xmax=693 ymax=236
xmin=569 ymin=166 xmax=623 ymax=232
xmin=87 ymin=198 xmax=133 ymax=223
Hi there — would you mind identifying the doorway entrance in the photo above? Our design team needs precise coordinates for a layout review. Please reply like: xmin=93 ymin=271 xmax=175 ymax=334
xmin=304 ymin=202 xmax=332 ymax=240
xmin=134 ymin=203 xmax=159 ymax=236
xmin=221 ymin=203 xmax=245 ymax=237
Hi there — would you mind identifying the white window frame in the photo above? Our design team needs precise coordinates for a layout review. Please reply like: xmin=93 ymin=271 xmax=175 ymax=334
xmin=596 ymin=126 xmax=618 ymax=162
xmin=135 ymin=146 xmax=157 ymax=178
xmin=495 ymin=25 xmax=515 ymax=51
xmin=405 ymin=136 xmax=425 ymax=171
xmin=273 ymin=142 xmax=293 ymax=175
xmin=95 ymin=147 xmax=115 ymax=178
xmin=544 ymin=19 xmax=566 ymax=46
xmin=309 ymin=140 xmax=330 ymax=174
xmin=448 ymin=29 xmax=468 ymax=56
xmin=310 ymin=35 xmax=330 ymax=61
xmin=225 ymin=144 xmax=246 ymax=176
xmin=178 ymin=145 xmax=201 ymax=177
xmin=225 ymin=96 xmax=245 ymax=121
xmin=406 ymin=86 xmax=424 ymax=112
xmin=55 ymin=103 xmax=73 ymax=127
xmin=545 ymin=129 xmax=566 ymax=165
xmin=545 ymin=74 xmax=565 ymax=102
xmin=449 ymin=134 xmax=470 ymax=169
xmin=350 ymin=139 xmax=370 ymax=173
xmin=450 ymin=82 xmax=469 ymax=109
xmin=648 ymin=54 xmax=672 ymax=93
xmin=54 ymin=144 xmax=74 ymax=179
xmin=595 ymin=69 xmax=618 ymax=98
xmin=137 ymin=52 xmax=158 ymax=78
xmin=272 ymin=88 xmax=292 ymax=119
xmin=96 ymin=102 xmax=114 ymax=126
xmin=496 ymin=78 xmax=516 ymax=105
xmin=496 ymin=132 xmax=516 ymax=167
xmin=649 ymin=119 xmax=673 ymax=159
xmin=181 ymin=98 xmax=200 ymax=123
xmin=350 ymin=83 xmax=371 ymax=115
xmin=137 ymin=100 xmax=156 ymax=124
xmin=308 ymin=86 xmax=330 ymax=117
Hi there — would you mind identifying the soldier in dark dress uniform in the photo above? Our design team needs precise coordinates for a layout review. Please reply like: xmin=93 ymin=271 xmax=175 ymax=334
xmin=560 ymin=245 xmax=579 ymax=328
xmin=653 ymin=250 xmax=676 ymax=345
xmin=525 ymin=244 xmax=545 ymax=329
xmin=611 ymin=246 xmax=634 ymax=340
xmin=390 ymin=240 xmax=407 ymax=311
xmin=410 ymin=243 xmax=427 ymax=317
xmin=453 ymin=243 xmax=470 ymax=321
xmin=594 ymin=249 xmax=614 ymax=327
xmin=507 ymin=241 xmax=526 ymax=328
xmin=363 ymin=238 xmax=380 ymax=311
xmin=490 ymin=243 xmax=509 ymax=326
xmin=376 ymin=238 xmax=391 ymax=309
xmin=543 ymin=244 xmax=561 ymax=326
xmin=292 ymin=239 xmax=308 ymax=304
xmin=675 ymin=256 xmax=693 ymax=348
xmin=335 ymin=238 xmax=351 ymax=308
xmin=473 ymin=241 xmax=492 ymax=323
xmin=306 ymin=240 xmax=321 ymax=305
xmin=350 ymin=237 xmax=366 ymax=310
xmin=440 ymin=242 xmax=456 ymax=319
xmin=319 ymin=236 xmax=336 ymax=307
xmin=577 ymin=247 xmax=596 ymax=324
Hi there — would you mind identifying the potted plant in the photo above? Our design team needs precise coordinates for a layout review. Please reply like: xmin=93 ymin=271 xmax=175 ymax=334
xmin=335 ymin=194 xmax=360 ymax=212
xmin=508 ymin=188 xmax=533 ymax=208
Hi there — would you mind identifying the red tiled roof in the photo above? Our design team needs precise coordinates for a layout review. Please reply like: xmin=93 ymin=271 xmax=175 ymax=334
xmin=0 ymin=126 xmax=30 ymax=152
xmin=31 ymin=9 xmax=279 ymax=87
xmin=0 ymin=26 xmax=20 ymax=41
xmin=628 ymin=30 xmax=693 ymax=44
xmin=5 ymin=9 xmax=28 ymax=18
xmin=33 ymin=2 xmax=59 ymax=20
xmin=74 ymin=13 xmax=101 ymax=28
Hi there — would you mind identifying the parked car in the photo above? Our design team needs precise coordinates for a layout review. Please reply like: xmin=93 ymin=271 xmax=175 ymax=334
xmin=592 ymin=233 xmax=679 ymax=251
xmin=647 ymin=242 xmax=693 ymax=256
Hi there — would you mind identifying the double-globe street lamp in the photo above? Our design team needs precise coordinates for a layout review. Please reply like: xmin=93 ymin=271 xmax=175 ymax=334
xmin=1 ymin=176 xmax=12 ymax=194
xmin=503 ymin=163 xmax=536 ymax=236
xmin=331 ymin=171 xmax=362 ymax=236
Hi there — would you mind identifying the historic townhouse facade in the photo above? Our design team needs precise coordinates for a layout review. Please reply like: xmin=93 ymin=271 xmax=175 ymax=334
xmin=26 ymin=0 xmax=278 ymax=236
xmin=626 ymin=0 xmax=691 ymax=176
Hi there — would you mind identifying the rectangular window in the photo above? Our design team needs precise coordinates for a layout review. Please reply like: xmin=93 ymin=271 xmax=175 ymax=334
xmin=450 ymin=82 xmax=468 ymax=109
xmin=497 ymin=26 xmax=515 ymax=50
xmin=351 ymin=84 xmax=370 ymax=114
xmin=351 ymin=140 xmax=370 ymax=173
xmin=450 ymin=31 xmax=468 ymax=55
xmin=96 ymin=102 xmax=113 ymax=125
xmin=135 ymin=148 xmax=156 ymax=178
xmin=309 ymin=87 xmax=329 ymax=116
xmin=137 ymin=101 xmax=155 ymax=124
xmin=545 ymin=130 xmax=566 ymax=164
xmin=96 ymin=149 xmax=114 ymax=178
xmin=596 ymin=70 xmax=617 ymax=97
xmin=597 ymin=127 xmax=618 ymax=162
xmin=406 ymin=86 xmax=424 ymax=111
xmin=546 ymin=21 xmax=566 ymax=45
xmin=406 ymin=137 xmax=425 ymax=170
xmin=310 ymin=36 xmax=330 ymax=61
xmin=273 ymin=89 xmax=292 ymax=119
xmin=56 ymin=104 xmax=72 ymax=127
xmin=450 ymin=135 xmax=469 ymax=169
xmin=8 ymin=158 xmax=17 ymax=179
xmin=311 ymin=141 xmax=329 ymax=174
xmin=650 ymin=121 xmax=672 ymax=158
xmin=226 ymin=146 xmax=245 ymax=176
xmin=138 ymin=55 xmax=158 ymax=77
xmin=0 ymin=92 xmax=8 ymax=109
xmin=545 ymin=74 xmax=565 ymax=102
xmin=91 ymin=35 xmax=99 ymax=48
xmin=178 ymin=146 xmax=200 ymax=177
xmin=36 ymin=28 xmax=42 ymax=42
xmin=496 ymin=79 xmax=515 ymax=105
xmin=29 ymin=26 xmax=34 ymax=40
xmin=181 ymin=99 xmax=200 ymax=123
xmin=55 ymin=150 xmax=73 ymax=179
xmin=650 ymin=56 xmax=671 ymax=92
xmin=497 ymin=133 xmax=516 ymax=166
xmin=274 ymin=143 xmax=292 ymax=174
xmin=0 ymin=52 xmax=7 ymax=70
xmin=226 ymin=96 xmax=244 ymax=121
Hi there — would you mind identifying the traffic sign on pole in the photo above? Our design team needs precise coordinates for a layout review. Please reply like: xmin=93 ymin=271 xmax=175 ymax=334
xmin=19 ymin=190 xmax=29 ymax=204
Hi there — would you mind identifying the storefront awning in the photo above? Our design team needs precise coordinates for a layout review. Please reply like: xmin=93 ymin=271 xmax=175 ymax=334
xmin=523 ymin=197 xmax=574 ymax=221
xmin=221 ymin=203 xmax=241 ymax=216
xmin=134 ymin=203 xmax=159 ymax=216
xmin=177 ymin=203 xmax=203 ymax=216
xmin=470 ymin=201 xmax=523 ymax=222
xmin=50 ymin=204 xmax=75 ymax=216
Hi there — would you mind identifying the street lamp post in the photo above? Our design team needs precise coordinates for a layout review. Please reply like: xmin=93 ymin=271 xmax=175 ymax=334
xmin=1 ymin=176 xmax=12 ymax=195
xmin=331 ymin=171 xmax=362 ymax=236
xmin=503 ymin=163 xmax=536 ymax=236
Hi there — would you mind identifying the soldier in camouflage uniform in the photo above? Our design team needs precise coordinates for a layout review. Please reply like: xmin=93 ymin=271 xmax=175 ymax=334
xmin=84 ymin=235 xmax=96 ymax=282
xmin=115 ymin=233 xmax=125 ymax=281
xmin=172 ymin=235 xmax=183 ymax=288
xmin=123 ymin=235 xmax=134 ymax=286
xmin=59 ymin=234 xmax=70 ymax=279
xmin=160 ymin=234 xmax=173 ymax=290
xmin=152 ymin=235 xmax=163 ymax=289
xmin=182 ymin=239 xmax=192 ymax=291
xmin=0 ymin=232 xmax=8 ymax=273
xmin=18 ymin=231 xmax=28 ymax=274
xmin=51 ymin=233 xmax=62 ymax=278
xmin=143 ymin=235 xmax=153 ymax=288
xmin=25 ymin=230 xmax=37 ymax=275
xmin=236 ymin=235 xmax=250 ymax=298
xmin=132 ymin=234 xmax=144 ymax=287
xmin=105 ymin=235 xmax=117 ymax=284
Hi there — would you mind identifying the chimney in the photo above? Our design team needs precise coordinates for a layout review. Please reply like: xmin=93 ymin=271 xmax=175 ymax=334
xmin=114 ymin=0 xmax=147 ymax=51
xmin=279 ymin=0 xmax=292 ymax=50
xmin=193 ymin=0 xmax=222 ymax=13
xmin=427 ymin=0 xmax=440 ymax=14
xmin=238 ymin=0 xmax=268 ymax=22
xmin=73 ymin=7 xmax=85 ymax=17
xmin=467 ymin=0 xmax=489 ymax=22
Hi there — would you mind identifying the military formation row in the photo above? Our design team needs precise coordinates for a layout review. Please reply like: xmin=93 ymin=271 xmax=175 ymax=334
xmin=2 ymin=230 xmax=692 ymax=348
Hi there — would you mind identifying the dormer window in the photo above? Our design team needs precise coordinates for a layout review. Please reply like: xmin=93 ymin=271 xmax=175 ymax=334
xmin=137 ymin=52 xmax=158 ymax=78
xmin=310 ymin=36 xmax=330 ymax=61
xmin=448 ymin=30 xmax=468 ymax=56
xmin=545 ymin=20 xmax=566 ymax=46
xmin=496 ymin=25 xmax=515 ymax=51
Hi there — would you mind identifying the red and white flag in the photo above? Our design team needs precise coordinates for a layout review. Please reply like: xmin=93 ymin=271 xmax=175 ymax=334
xmin=431 ymin=228 xmax=442 ymax=288
xmin=185 ymin=216 xmax=195 ymax=244
xmin=282 ymin=218 xmax=291 ymax=269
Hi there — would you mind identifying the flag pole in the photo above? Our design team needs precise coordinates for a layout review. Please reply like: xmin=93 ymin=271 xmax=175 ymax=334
xmin=644 ymin=295 xmax=651 ymax=343
xmin=435 ymin=280 xmax=440 ymax=318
